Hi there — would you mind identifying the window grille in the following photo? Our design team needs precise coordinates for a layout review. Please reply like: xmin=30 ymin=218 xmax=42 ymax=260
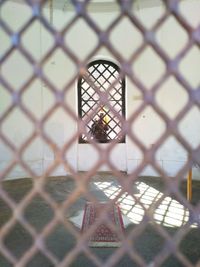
xmin=78 ymin=59 xmax=125 ymax=143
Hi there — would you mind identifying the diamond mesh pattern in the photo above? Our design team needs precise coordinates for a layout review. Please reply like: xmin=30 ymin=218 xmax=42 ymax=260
xmin=0 ymin=0 xmax=200 ymax=267
xmin=78 ymin=59 xmax=125 ymax=143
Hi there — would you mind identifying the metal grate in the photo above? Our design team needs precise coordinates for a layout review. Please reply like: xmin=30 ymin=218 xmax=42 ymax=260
xmin=0 ymin=0 xmax=200 ymax=267
xmin=78 ymin=59 xmax=125 ymax=143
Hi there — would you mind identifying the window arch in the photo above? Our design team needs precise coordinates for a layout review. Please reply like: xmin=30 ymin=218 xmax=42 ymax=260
xmin=78 ymin=59 xmax=125 ymax=143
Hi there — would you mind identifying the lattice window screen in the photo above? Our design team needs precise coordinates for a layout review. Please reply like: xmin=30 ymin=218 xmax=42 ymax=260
xmin=78 ymin=59 xmax=125 ymax=143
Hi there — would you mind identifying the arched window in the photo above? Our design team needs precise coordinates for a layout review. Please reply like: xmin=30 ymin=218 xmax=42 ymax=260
xmin=78 ymin=59 xmax=125 ymax=143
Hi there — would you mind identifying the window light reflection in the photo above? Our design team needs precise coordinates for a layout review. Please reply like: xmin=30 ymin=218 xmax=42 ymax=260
xmin=94 ymin=181 xmax=193 ymax=228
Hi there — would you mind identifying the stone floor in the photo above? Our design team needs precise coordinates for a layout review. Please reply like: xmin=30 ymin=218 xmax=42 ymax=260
xmin=0 ymin=173 xmax=200 ymax=267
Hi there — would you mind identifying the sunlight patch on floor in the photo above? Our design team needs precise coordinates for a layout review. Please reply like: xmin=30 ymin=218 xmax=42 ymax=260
xmin=94 ymin=181 xmax=191 ymax=228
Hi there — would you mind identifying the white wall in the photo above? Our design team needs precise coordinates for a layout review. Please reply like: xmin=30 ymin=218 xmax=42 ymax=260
xmin=0 ymin=0 xmax=200 ymax=179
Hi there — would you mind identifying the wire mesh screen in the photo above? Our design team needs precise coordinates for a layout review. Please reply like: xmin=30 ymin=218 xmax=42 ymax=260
xmin=0 ymin=0 xmax=200 ymax=267
xmin=78 ymin=59 xmax=125 ymax=143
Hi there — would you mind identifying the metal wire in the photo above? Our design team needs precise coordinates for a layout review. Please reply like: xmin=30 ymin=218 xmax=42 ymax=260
xmin=0 ymin=0 xmax=200 ymax=266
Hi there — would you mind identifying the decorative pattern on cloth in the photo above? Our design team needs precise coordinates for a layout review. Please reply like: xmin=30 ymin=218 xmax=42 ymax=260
xmin=81 ymin=202 xmax=124 ymax=247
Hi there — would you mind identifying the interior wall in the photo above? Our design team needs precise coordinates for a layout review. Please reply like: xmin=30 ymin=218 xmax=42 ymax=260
xmin=0 ymin=0 xmax=200 ymax=179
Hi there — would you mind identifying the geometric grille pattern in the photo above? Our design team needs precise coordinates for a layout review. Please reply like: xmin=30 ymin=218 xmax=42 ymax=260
xmin=0 ymin=0 xmax=200 ymax=267
xmin=78 ymin=59 xmax=125 ymax=142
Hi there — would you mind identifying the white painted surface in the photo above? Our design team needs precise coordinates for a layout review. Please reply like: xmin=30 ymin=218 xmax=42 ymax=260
xmin=78 ymin=143 xmax=126 ymax=171
xmin=0 ymin=0 xmax=200 ymax=179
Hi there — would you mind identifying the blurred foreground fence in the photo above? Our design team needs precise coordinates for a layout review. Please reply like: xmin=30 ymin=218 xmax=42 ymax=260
xmin=0 ymin=0 xmax=200 ymax=266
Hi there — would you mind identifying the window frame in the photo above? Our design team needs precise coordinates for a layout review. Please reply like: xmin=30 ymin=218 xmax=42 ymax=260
xmin=78 ymin=59 xmax=126 ymax=143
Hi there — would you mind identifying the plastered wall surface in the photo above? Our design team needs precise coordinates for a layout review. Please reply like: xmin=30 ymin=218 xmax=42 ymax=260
xmin=0 ymin=0 xmax=200 ymax=179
